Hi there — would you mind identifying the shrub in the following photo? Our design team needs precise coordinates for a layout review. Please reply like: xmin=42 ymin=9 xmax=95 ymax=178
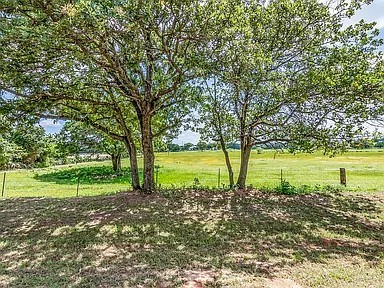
xmin=276 ymin=180 xmax=297 ymax=195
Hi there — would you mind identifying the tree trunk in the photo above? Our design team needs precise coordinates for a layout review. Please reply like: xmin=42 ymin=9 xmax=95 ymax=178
xmin=219 ymin=137 xmax=234 ymax=188
xmin=140 ymin=113 xmax=155 ymax=193
xmin=111 ymin=153 xmax=122 ymax=176
xmin=236 ymin=141 xmax=252 ymax=189
xmin=236 ymin=93 xmax=252 ymax=189
xmin=123 ymin=139 xmax=141 ymax=191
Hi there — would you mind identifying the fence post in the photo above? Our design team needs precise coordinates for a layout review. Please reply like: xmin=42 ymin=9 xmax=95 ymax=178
xmin=280 ymin=169 xmax=283 ymax=184
xmin=1 ymin=172 xmax=6 ymax=197
xmin=340 ymin=168 xmax=346 ymax=186
xmin=218 ymin=168 xmax=221 ymax=189
xmin=76 ymin=175 xmax=80 ymax=197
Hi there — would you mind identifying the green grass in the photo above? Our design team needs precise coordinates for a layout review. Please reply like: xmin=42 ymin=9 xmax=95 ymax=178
xmin=1 ymin=150 xmax=383 ymax=286
xmin=1 ymin=190 xmax=383 ymax=287
xmin=156 ymin=149 xmax=384 ymax=191
xmin=1 ymin=149 xmax=384 ymax=198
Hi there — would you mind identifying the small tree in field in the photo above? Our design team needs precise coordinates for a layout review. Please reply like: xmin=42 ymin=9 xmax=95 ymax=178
xmin=57 ymin=121 xmax=126 ymax=174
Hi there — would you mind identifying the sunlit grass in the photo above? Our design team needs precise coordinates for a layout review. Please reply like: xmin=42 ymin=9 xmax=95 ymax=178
xmin=154 ymin=149 xmax=384 ymax=191
xmin=1 ymin=149 xmax=384 ymax=198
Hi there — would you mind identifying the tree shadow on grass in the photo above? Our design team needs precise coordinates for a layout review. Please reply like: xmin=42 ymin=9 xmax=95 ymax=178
xmin=0 ymin=190 xmax=383 ymax=287
xmin=33 ymin=166 xmax=143 ymax=185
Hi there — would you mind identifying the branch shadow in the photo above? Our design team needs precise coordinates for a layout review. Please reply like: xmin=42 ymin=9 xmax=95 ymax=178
xmin=0 ymin=190 xmax=383 ymax=287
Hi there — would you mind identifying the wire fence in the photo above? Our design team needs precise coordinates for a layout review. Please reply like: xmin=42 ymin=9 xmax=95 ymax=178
xmin=1 ymin=165 xmax=382 ymax=199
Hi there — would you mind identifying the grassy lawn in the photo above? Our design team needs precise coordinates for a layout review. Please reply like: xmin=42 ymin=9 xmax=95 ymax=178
xmin=155 ymin=149 xmax=384 ymax=191
xmin=1 ymin=190 xmax=383 ymax=287
xmin=1 ymin=149 xmax=384 ymax=198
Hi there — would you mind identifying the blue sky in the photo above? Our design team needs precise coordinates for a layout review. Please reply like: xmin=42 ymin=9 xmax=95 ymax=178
xmin=40 ymin=0 xmax=384 ymax=143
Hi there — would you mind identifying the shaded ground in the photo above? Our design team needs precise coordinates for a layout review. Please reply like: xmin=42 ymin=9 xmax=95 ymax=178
xmin=33 ymin=166 xmax=137 ymax=185
xmin=0 ymin=190 xmax=383 ymax=287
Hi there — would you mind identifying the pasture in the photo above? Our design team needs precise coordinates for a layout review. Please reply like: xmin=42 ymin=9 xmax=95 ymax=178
xmin=1 ymin=149 xmax=384 ymax=198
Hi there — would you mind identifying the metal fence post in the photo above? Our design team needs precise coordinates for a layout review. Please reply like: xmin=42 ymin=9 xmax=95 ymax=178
xmin=280 ymin=169 xmax=283 ymax=183
xmin=76 ymin=175 xmax=80 ymax=197
xmin=1 ymin=172 xmax=6 ymax=197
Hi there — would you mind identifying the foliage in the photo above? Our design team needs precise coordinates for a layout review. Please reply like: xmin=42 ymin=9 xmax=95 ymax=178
xmin=274 ymin=180 xmax=311 ymax=195
xmin=0 ymin=0 xmax=211 ymax=192
xmin=197 ymin=0 xmax=384 ymax=188
xmin=0 ymin=113 xmax=56 ymax=169
xmin=56 ymin=121 xmax=126 ymax=172
xmin=34 ymin=166 xmax=136 ymax=185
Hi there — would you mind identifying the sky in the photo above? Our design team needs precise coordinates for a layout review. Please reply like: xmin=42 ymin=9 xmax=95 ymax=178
xmin=40 ymin=0 xmax=384 ymax=144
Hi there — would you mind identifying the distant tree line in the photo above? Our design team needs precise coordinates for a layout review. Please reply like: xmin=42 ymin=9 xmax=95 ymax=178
xmin=2 ymin=115 xmax=383 ymax=172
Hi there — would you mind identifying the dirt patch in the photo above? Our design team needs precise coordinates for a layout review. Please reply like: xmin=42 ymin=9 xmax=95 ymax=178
xmin=263 ymin=278 xmax=303 ymax=288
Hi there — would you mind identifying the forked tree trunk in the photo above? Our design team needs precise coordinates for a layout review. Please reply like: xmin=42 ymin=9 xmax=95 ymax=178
xmin=236 ymin=142 xmax=252 ymax=189
xmin=219 ymin=137 xmax=234 ymax=188
xmin=123 ymin=139 xmax=141 ymax=191
xmin=111 ymin=153 xmax=122 ymax=176
xmin=140 ymin=113 xmax=155 ymax=193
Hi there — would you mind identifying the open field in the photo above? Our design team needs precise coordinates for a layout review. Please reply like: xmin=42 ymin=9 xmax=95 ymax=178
xmin=1 ymin=190 xmax=383 ymax=287
xmin=1 ymin=150 xmax=384 ymax=198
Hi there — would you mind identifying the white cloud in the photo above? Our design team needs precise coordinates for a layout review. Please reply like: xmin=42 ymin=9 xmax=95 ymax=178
xmin=40 ymin=119 xmax=63 ymax=128
xmin=40 ymin=119 xmax=65 ymax=134
xmin=173 ymin=130 xmax=200 ymax=145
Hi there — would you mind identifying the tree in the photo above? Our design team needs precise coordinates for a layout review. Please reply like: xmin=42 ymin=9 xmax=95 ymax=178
xmin=198 ymin=0 xmax=384 ymax=188
xmin=196 ymin=140 xmax=208 ymax=151
xmin=0 ymin=0 xmax=211 ymax=192
xmin=183 ymin=142 xmax=194 ymax=151
xmin=168 ymin=143 xmax=181 ymax=152
xmin=2 ymin=0 xmax=383 ymax=192
xmin=197 ymin=78 xmax=238 ymax=187
xmin=57 ymin=121 xmax=126 ymax=175
xmin=0 ymin=113 xmax=55 ymax=169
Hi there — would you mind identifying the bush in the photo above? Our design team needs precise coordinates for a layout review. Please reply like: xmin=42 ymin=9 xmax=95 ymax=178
xmin=275 ymin=180 xmax=314 ymax=195
xmin=276 ymin=180 xmax=297 ymax=195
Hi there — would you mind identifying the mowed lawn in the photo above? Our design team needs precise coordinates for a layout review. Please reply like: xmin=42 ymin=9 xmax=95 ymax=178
xmin=0 ymin=190 xmax=383 ymax=287
xmin=1 ymin=150 xmax=384 ymax=198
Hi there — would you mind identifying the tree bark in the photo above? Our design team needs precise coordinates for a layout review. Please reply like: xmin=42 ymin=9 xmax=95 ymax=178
xmin=236 ymin=139 xmax=252 ymax=189
xmin=123 ymin=139 xmax=141 ymax=191
xmin=140 ymin=113 xmax=155 ymax=193
xmin=219 ymin=137 xmax=234 ymax=188
xmin=236 ymin=91 xmax=252 ymax=189
xmin=111 ymin=153 xmax=122 ymax=176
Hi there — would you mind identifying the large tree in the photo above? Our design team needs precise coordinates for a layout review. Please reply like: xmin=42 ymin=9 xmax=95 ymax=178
xmin=0 ymin=0 xmax=210 ymax=192
xmin=198 ymin=0 xmax=384 ymax=188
